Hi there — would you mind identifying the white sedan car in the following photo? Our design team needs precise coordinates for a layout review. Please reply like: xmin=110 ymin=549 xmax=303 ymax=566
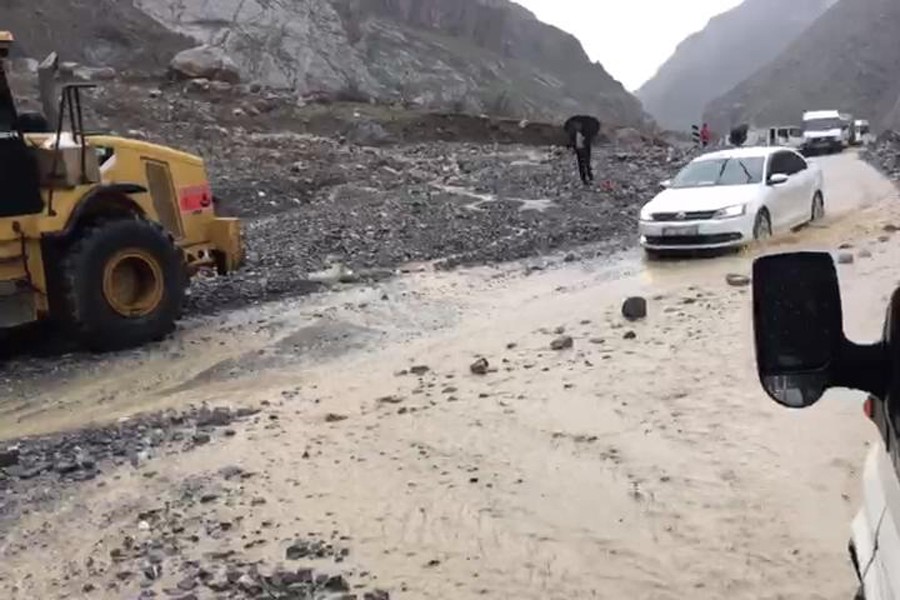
xmin=639 ymin=146 xmax=825 ymax=254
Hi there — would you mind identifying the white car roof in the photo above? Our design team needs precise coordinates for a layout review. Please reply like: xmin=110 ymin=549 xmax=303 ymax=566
xmin=692 ymin=146 xmax=785 ymax=162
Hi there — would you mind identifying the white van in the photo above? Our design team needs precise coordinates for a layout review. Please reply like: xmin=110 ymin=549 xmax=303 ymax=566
xmin=802 ymin=110 xmax=851 ymax=154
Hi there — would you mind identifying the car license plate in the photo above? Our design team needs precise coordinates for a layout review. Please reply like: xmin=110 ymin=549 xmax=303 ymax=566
xmin=661 ymin=225 xmax=699 ymax=236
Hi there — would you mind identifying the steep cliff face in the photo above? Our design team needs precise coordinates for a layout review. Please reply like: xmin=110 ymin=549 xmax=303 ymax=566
xmin=704 ymin=0 xmax=900 ymax=132
xmin=637 ymin=0 xmax=834 ymax=131
xmin=132 ymin=0 xmax=647 ymax=125
xmin=7 ymin=0 xmax=190 ymax=70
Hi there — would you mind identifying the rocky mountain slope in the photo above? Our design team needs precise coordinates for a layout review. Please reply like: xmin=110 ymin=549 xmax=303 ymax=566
xmin=704 ymin=0 xmax=900 ymax=132
xmin=7 ymin=0 xmax=190 ymax=70
xmin=15 ymin=0 xmax=643 ymax=126
xmin=637 ymin=0 xmax=833 ymax=131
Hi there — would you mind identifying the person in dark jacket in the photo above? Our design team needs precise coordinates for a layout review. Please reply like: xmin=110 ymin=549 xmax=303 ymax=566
xmin=564 ymin=115 xmax=600 ymax=185
xmin=729 ymin=123 xmax=749 ymax=147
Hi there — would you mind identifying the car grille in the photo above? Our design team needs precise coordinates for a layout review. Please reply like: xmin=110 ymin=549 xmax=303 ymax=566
xmin=644 ymin=233 xmax=743 ymax=246
xmin=651 ymin=210 xmax=718 ymax=221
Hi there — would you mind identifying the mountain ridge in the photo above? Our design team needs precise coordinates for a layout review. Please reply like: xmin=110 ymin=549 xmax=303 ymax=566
xmin=704 ymin=0 xmax=900 ymax=133
xmin=10 ymin=0 xmax=647 ymax=127
xmin=637 ymin=0 xmax=834 ymax=131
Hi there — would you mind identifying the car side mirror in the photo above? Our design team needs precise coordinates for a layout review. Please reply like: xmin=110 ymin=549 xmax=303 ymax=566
xmin=659 ymin=179 xmax=671 ymax=189
xmin=768 ymin=173 xmax=789 ymax=185
xmin=753 ymin=252 xmax=888 ymax=408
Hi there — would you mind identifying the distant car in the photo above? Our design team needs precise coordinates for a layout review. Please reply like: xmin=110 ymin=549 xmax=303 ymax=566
xmin=638 ymin=146 xmax=825 ymax=255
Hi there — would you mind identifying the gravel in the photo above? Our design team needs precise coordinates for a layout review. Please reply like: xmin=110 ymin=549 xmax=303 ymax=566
xmin=0 ymin=404 xmax=259 ymax=529
xmin=863 ymin=130 xmax=900 ymax=181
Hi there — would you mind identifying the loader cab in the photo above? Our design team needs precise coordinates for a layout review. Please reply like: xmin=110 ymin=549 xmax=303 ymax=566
xmin=0 ymin=31 xmax=44 ymax=218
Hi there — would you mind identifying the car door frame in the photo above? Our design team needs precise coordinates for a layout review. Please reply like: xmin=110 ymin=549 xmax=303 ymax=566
xmin=784 ymin=150 xmax=814 ymax=226
xmin=765 ymin=151 xmax=798 ymax=230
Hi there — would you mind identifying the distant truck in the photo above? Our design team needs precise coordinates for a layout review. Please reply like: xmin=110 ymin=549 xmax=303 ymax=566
xmin=801 ymin=110 xmax=852 ymax=155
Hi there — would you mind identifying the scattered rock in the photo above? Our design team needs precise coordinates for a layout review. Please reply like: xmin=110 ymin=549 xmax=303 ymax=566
xmin=0 ymin=446 xmax=20 ymax=468
xmin=377 ymin=395 xmax=404 ymax=405
xmin=859 ymin=249 xmax=873 ymax=258
xmin=550 ymin=335 xmax=574 ymax=350
xmin=409 ymin=365 xmax=430 ymax=376
xmin=837 ymin=252 xmax=855 ymax=265
xmin=170 ymin=45 xmax=241 ymax=83
xmin=725 ymin=273 xmax=751 ymax=287
xmin=621 ymin=296 xmax=648 ymax=321
xmin=623 ymin=331 xmax=637 ymax=340
xmin=345 ymin=120 xmax=393 ymax=146
xmin=469 ymin=358 xmax=490 ymax=375
xmin=325 ymin=413 xmax=348 ymax=423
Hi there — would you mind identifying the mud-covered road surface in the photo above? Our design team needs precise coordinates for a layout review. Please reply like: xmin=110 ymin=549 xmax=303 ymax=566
xmin=2 ymin=151 xmax=899 ymax=599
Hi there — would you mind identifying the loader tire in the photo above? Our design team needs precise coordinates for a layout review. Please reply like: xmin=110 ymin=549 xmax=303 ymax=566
xmin=60 ymin=219 xmax=186 ymax=351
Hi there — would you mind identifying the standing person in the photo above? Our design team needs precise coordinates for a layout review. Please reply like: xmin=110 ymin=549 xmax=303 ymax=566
xmin=563 ymin=115 xmax=600 ymax=186
xmin=700 ymin=122 xmax=711 ymax=148
xmin=729 ymin=123 xmax=749 ymax=147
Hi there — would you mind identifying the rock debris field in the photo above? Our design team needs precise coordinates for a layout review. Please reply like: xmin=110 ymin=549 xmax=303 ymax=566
xmin=0 ymin=403 xmax=391 ymax=599
xmin=63 ymin=81 xmax=683 ymax=314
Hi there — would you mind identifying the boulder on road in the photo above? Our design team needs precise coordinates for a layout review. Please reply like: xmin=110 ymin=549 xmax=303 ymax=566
xmin=170 ymin=46 xmax=241 ymax=84
xmin=621 ymin=297 xmax=647 ymax=321
xmin=725 ymin=273 xmax=751 ymax=287
xmin=550 ymin=335 xmax=574 ymax=350
xmin=469 ymin=358 xmax=490 ymax=375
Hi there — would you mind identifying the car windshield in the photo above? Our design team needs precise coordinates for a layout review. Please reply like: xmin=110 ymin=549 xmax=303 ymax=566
xmin=805 ymin=118 xmax=843 ymax=131
xmin=670 ymin=157 xmax=764 ymax=188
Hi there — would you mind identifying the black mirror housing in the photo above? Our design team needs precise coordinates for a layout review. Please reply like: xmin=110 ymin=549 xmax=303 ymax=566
xmin=753 ymin=252 xmax=843 ymax=407
xmin=753 ymin=252 xmax=889 ymax=408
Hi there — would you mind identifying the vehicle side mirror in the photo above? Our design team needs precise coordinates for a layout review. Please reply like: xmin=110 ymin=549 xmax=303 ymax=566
xmin=753 ymin=252 xmax=888 ymax=408
xmin=660 ymin=179 xmax=671 ymax=189
xmin=768 ymin=173 xmax=789 ymax=185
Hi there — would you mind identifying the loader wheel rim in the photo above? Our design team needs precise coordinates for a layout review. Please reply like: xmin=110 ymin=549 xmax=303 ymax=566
xmin=102 ymin=250 xmax=164 ymax=317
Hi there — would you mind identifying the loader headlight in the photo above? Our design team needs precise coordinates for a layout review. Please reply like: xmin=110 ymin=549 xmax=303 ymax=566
xmin=712 ymin=204 xmax=747 ymax=219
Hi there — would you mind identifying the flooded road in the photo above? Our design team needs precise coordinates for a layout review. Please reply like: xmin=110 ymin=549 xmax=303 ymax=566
xmin=2 ymin=151 xmax=899 ymax=599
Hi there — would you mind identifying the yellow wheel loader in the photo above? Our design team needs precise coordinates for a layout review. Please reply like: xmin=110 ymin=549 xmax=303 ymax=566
xmin=0 ymin=32 xmax=243 ymax=351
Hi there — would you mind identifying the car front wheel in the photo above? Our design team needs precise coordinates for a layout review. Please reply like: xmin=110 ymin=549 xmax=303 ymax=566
xmin=811 ymin=191 xmax=825 ymax=222
xmin=753 ymin=210 xmax=772 ymax=241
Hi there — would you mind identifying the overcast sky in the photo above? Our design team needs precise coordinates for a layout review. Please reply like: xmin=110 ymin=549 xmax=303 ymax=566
xmin=515 ymin=0 xmax=744 ymax=91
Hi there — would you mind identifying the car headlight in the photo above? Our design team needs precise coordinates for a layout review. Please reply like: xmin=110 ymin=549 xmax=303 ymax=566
xmin=712 ymin=204 xmax=747 ymax=219
xmin=639 ymin=205 xmax=654 ymax=221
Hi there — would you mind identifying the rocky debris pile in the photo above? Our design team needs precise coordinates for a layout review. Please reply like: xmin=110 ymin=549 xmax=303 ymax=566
xmin=9 ymin=78 xmax=677 ymax=315
xmin=187 ymin=139 xmax=675 ymax=312
xmin=0 ymin=405 xmax=259 ymax=526
xmin=94 ymin=502 xmax=389 ymax=599
xmin=864 ymin=130 xmax=900 ymax=180
xmin=0 ymin=402 xmax=392 ymax=599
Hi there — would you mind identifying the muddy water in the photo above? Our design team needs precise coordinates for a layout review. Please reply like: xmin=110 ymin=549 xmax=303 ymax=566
xmin=2 ymin=152 xmax=899 ymax=599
